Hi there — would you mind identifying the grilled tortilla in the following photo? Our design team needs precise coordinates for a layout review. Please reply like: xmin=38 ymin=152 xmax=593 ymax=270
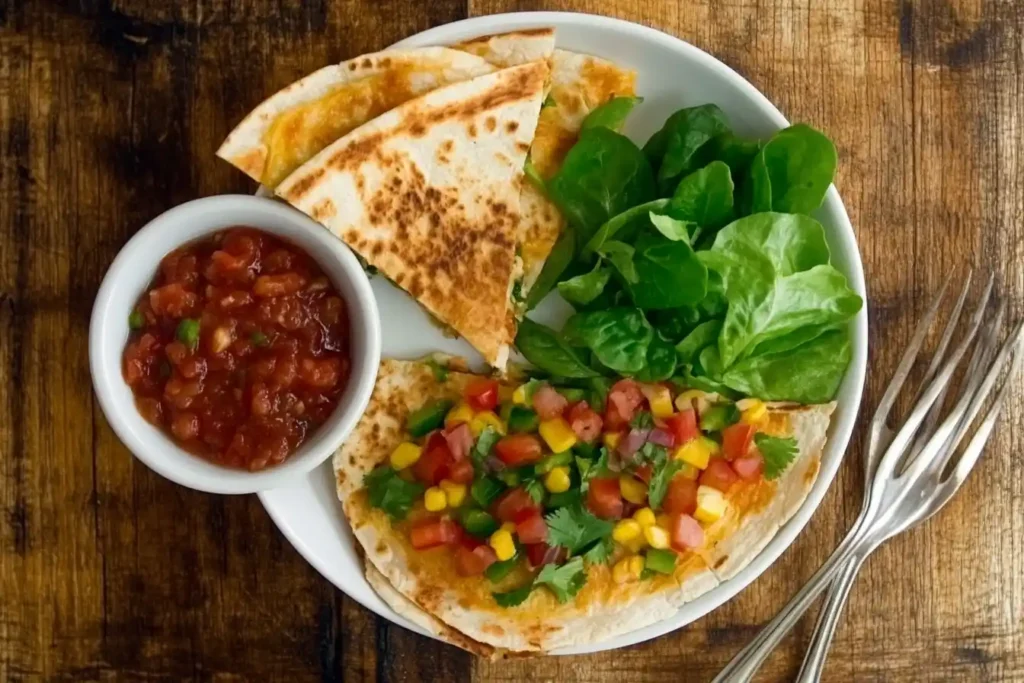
xmin=335 ymin=359 xmax=834 ymax=652
xmin=276 ymin=63 xmax=549 ymax=370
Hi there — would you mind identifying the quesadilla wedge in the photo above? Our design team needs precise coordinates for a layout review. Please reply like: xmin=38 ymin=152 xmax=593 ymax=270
xmin=336 ymin=359 xmax=834 ymax=652
xmin=455 ymin=28 xmax=557 ymax=69
xmin=276 ymin=63 xmax=548 ymax=371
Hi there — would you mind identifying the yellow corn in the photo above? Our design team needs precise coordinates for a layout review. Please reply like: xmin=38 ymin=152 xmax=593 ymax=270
xmin=544 ymin=466 xmax=571 ymax=493
xmin=497 ymin=384 xmax=515 ymax=402
xmin=500 ymin=521 xmax=516 ymax=533
xmin=612 ymin=519 xmax=642 ymax=544
xmin=646 ymin=385 xmax=674 ymax=418
xmin=423 ymin=486 xmax=447 ymax=512
xmin=470 ymin=410 xmax=506 ymax=436
xmin=512 ymin=384 xmax=528 ymax=405
xmin=632 ymin=507 xmax=657 ymax=528
xmin=445 ymin=402 xmax=475 ymax=429
xmin=389 ymin=442 xmax=422 ymax=470
xmin=694 ymin=485 xmax=729 ymax=524
xmin=489 ymin=529 xmax=516 ymax=561
xmin=539 ymin=417 xmax=577 ymax=453
xmin=674 ymin=439 xmax=711 ymax=470
xmin=612 ymin=556 xmax=646 ymax=584
xmin=674 ymin=389 xmax=705 ymax=412
xmin=678 ymin=463 xmax=700 ymax=480
xmin=656 ymin=514 xmax=672 ymax=529
xmin=644 ymin=525 xmax=671 ymax=549
xmin=740 ymin=399 xmax=769 ymax=428
xmin=623 ymin=535 xmax=648 ymax=553
xmin=619 ymin=475 xmax=648 ymax=505
xmin=603 ymin=431 xmax=622 ymax=449
xmin=439 ymin=479 xmax=467 ymax=507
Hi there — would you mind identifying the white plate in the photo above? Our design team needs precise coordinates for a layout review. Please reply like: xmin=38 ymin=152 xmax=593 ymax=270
xmin=259 ymin=11 xmax=868 ymax=655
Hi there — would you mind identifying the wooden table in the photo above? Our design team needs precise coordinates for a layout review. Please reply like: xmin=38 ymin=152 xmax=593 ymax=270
xmin=2 ymin=1 xmax=1022 ymax=681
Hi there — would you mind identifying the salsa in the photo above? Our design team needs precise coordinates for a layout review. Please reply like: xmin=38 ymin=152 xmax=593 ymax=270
xmin=364 ymin=374 xmax=802 ymax=606
xmin=123 ymin=227 xmax=350 ymax=471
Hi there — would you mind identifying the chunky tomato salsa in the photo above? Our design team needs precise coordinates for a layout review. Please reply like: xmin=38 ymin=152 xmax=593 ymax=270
xmin=123 ymin=227 xmax=350 ymax=471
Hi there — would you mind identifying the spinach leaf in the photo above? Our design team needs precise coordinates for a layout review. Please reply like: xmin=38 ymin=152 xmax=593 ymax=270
xmin=643 ymin=104 xmax=732 ymax=194
xmin=675 ymin=319 xmax=723 ymax=365
xmin=746 ymin=124 xmax=837 ymax=215
xmin=525 ymin=227 xmax=575 ymax=310
xmin=558 ymin=265 xmax=612 ymax=306
xmin=562 ymin=308 xmax=653 ymax=374
xmin=691 ymin=131 xmax=761 ymax=177
xmin=625 ymin=231 xmax=708 ymax=310
xmin=636 ymin=334 xmax=678 ymax=382
xmin=712 ymin=212 xmax=831 ymax=275
xmin=584 ymin=198 xmax=670 ymax=256
xmin=524 ymin=155 xmax=547 ymax=194
xmin=673 ymin=365 xmax=741 ymax=398
xmin=548 ymin=127 xmax=656 ymax=242
xmin=515 ymin=318 xmax=601 ymax=378
xmin=598 ymin=241 xmax=639 ymax=284
xmin=669 ymin=160 xmax=735 ymax=232
xmin=649 ymin=212 xmax=694 ymax=243
xmin=580 ymin=96 xmax=643 ymax=133
xmin=650 ymin=306 xmax=701 ymax=342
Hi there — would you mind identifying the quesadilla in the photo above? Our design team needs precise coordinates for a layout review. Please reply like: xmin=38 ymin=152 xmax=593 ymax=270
xmin=276 ymin=62 xmax=549 ymax=370
xmin=455 ymin=28 xmax=557 ymax=69
xmin=337 ymin=359 xmax=833 ymax=652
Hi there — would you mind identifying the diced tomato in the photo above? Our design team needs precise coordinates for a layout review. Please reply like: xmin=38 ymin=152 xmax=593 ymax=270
xmin=662 ymin=476 xmax=698 ymax=516
xmin=409 ymin=519 xmax=460 ymax=550
xmin=494 ymin=433 xmax=543 ymax=466
xmin=465 ymin=378 xmax=499 ymax=412
xmin=493 ymin=487 xmax=540 ymax=523
xmin=443 ymin=423 xmax=474 ymax=461
xmin=568 ymin=401 xmax=603 ymax=443
xmin=532 ymin=385 xmax=568 ymax=420
xmin=669 ymin=513 xmax=705 ymax=551
xmin=665 ymin=409 xmax=699 ymax=447
xmin=722 ymin=423 xmax=755 ymax=461
xmin=604 ymin=379 xmax=645 ymax=430
xmin=454 ymin=543 xmax=498 ymax=576
xmin=447 ymin=458 xmax=475 ymax=484
xmin=526 ymin=542 xmax=551 ymax=568
xmin=634 ymin=464 xmax=653 ymax=483
xmin=700 ymin=459 xmax=740 ymax=493
xmin=515 ymin=511 xmax=548 ymax=544
xmin=586 ymin=477 xmax=624 ymax=520
xmin=732 ymin=452 xmax=764 ymax=481
xmin=412 ymin=437 xmax=452 ymax=485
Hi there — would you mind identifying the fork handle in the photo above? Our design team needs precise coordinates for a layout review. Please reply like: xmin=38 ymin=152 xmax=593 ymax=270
xmin=794 ymin=552 xmax=868 ymax=682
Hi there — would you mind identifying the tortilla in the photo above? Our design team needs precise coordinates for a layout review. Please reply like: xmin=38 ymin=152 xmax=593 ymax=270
xmin=335 ymin=359 xmax=833 ymax=652
xmin=455 ymin=28 xmax=557 ymax=69
xmin=516 ymin=50 xmax=637 ymax=300
xmin=276 ymin=63 xmax=548 ymax=371
xmin=216 ymin=48 xmax=498 ymax=188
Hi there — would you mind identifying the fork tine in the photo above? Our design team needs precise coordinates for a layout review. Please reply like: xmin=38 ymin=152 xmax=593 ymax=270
xmin=899 ymin=318 xmax=1024 ymax=489
xmin=870 ymin=278 xmax=993 ymax=485
xmin=904 ymin=273 xmax=981 ymax=462
xmin=867 ymin=272 xmax=968 ymax=461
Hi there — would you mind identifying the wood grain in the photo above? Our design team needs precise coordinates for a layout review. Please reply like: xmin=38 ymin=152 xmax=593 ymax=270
xmin=1 ymin=0 xmax=1021 ymax=681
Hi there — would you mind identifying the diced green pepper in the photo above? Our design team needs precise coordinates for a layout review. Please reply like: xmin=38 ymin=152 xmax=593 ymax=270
xmin=406 ymin=399 xmax=453 ymax=438
xmin=645 ymin=548 xmax=677 ymax=575
xmin=506 ymin=405 xmax=539 ymax=433
xmin=485 ymin=555 xmax=520 ymax=583
xmin=175 ymin=318 xmax=200 ymax=349
xmin=128 ymin=310 xmax=144 ymax=330
xmin=557 ymin=387 xmax=586 ymax=403
xmin=700 ymin=403 xmax=740 ymax=432
xmin=471 ymin=477 xmax=506 ymax=508
xmin=497 ymin=470 xmax=521 ymax=487
xmin=537 ymin=450 xmax=573 ymax=474
xmin=546 ymin=489 xmax=581 ymax=509
xmin=460 ymin=508 xmax=499 ymax=538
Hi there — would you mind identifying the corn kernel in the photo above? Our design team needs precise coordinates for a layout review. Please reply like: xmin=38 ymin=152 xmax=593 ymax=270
xmin=389 ymin=442 xmax=422 ymax=470
xmin=740 ymin=399 xmax=769 ymax=428
xmin=644 ymin=525 xmax=671 ymax=549
xmin=489 ymin=529 xmax=516 ymax=561
xmin=512 ymin=384 xmax=528 ymax=405
xmin=656 ymin=514 xmax=672 ymax=529
xmin=619 ymin=475 xmax=648 ymax=505
xmin=423 ymin=486 xmax=447 ymax=512
xmin=439 ymin=479 xmax=467 ymax=507
xmin=694 ymin=485 xmax=729 ymax=524
xmin=674 ymin=438 xmax=713 ymax=470
xmin=539 ymin=417 xmax=577 ymax=453
xmin=674 ymin=389 xmax=705 ymax=412
xmin=544 ymin=466 xmax=571 ymax=493
xmin=632 ymin=507 xmax=657 ymax=528
xmin=470 ymin=410 xmax=506 ymax=436
xmin=612 ymin=556 xmax=644 ymax=584
xmin=603 ymin=431 xmax=622 ymax=449
xmin=647 ymin=385 xmax=674 ymax=419
xmin=500 ymin=521 xmax=516 ymax=533
xmin=445 ymin=402 xmax=475 ymax=429
xmin=628 ymin=555 xmax=645 ymax=576
xmin=623 ymin=535 xmax=648 ymax=554
xmin=612 ymin=519 xmax=643 ymax=544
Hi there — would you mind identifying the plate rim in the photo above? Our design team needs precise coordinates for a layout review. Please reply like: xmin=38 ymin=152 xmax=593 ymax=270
xmin=259 ymin=10 xmax=869 ymax=655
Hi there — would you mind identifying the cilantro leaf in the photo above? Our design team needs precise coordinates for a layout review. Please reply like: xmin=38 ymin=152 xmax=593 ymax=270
xmin=579 ymin=447 xmax=609 ymax=494
xmin=647 ymin=454 xmax=682 ymax=510
xmin=630 ymin=411 xmax=654 ymax=430
xmin=755 ymin=433 xmax=799 ymax=479
xmin=471 ymin=476 xmax=506 ymax=507
xmin=472 ymin=426 xmax=501 ymax=466
xmin=523 ymin=478 xmax=545 ymax=503
xmin=535 ymin=557 xmax=587 ymax=603
xmin=425 ymin=358 xmax=449 ymax=382
xmin=493 ymin=583 xmax=534 ymax=607
xmin=545 ymin=505 xmax=613 ymax=553
xmin=364 ymin=467 xmax=424 ymax=520
xmin=582 ymin=536 xmax=615 ymax=565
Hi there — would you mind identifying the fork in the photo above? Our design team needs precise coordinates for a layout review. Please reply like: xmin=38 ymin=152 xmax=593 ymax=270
xmin=712 ymin=275 xmax=1024 ymax=683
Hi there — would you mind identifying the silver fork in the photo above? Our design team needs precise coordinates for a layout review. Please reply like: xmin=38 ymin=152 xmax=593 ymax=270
xmin=712 ymin=276 xmax=1024 ymax=683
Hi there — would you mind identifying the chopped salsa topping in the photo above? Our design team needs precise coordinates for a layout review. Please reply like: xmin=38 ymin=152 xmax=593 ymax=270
xmin=123 ymin=227 xmax=351 ymax=471
xmin=364 ymin=374 xmax=799 ymax=606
